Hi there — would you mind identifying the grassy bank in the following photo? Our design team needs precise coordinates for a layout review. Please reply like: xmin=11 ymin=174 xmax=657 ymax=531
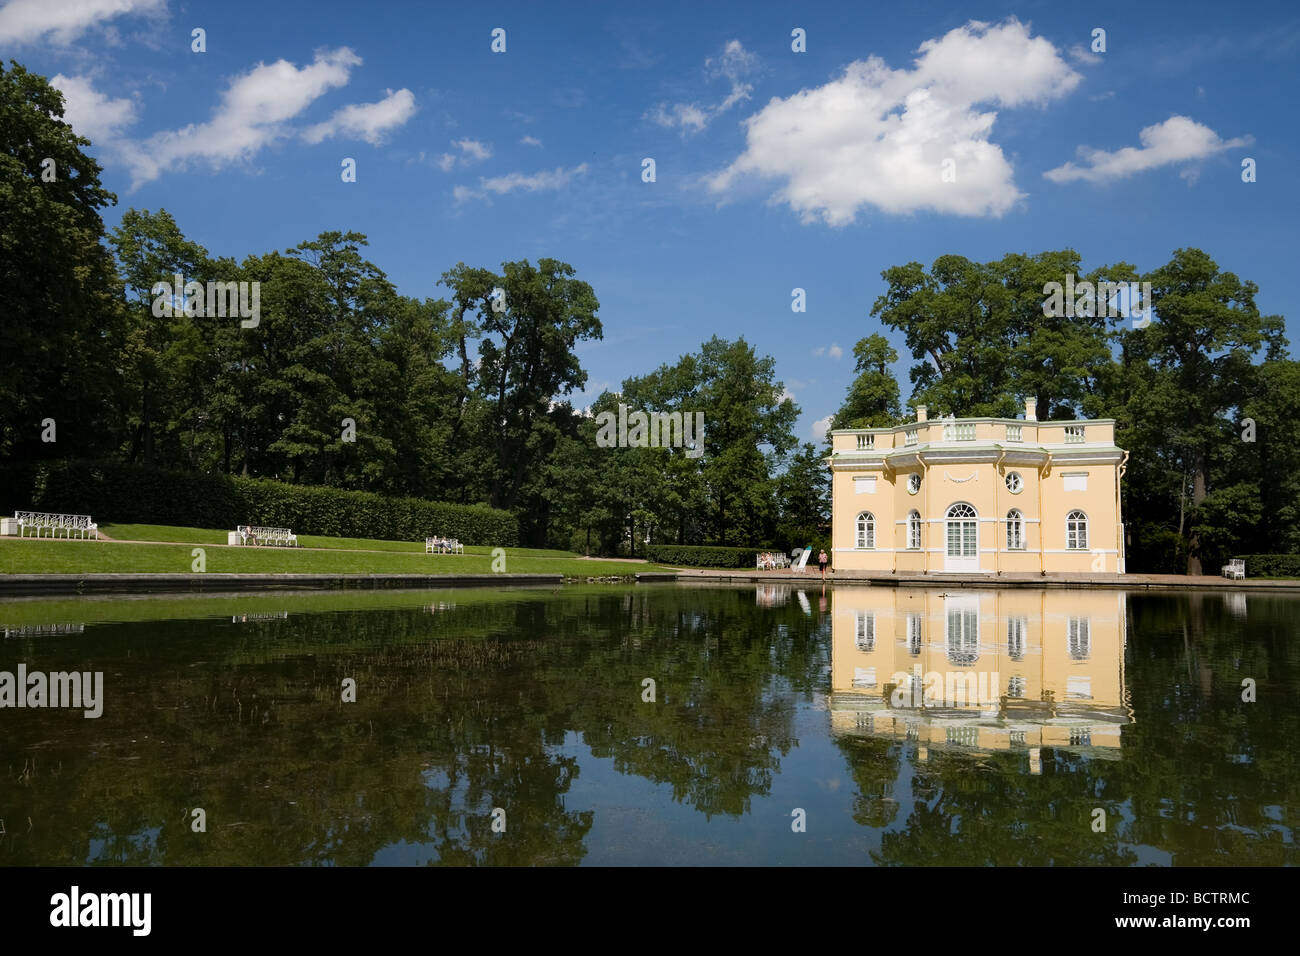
xmin=0 ymin=531 xmax=664 ymax=577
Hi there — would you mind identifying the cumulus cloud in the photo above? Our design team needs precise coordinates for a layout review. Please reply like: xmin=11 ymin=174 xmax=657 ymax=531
xmin=121 ymin=47 xmax=362 ymax=186
xmin=709 ymin=18 xmax=1081 ymax=224
xmin=51 ymin=73 xmax=138 ymax=143
xmin=811 ymin=415 xmax=834 ymax=440
xmin=454 ymin=163 xmax=589 ymax=202
xmin=302 ymin=88 xmax=416 ymax=145
xmin=0 ymin=0 xmax=166 ymax=45
xmin=1043 ymin=115 xmax=1252 ymax=183
xmin=646 ymin=39 xmax=758 ymax=134
xmin=813 ymin=344 xmax=844 ymax=359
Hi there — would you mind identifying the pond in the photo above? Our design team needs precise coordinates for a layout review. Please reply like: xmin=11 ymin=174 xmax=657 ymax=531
xmin=0 ymin=584 xmax=1294 ymax=865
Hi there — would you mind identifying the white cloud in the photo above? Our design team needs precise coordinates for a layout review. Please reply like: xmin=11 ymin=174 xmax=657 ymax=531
xmin=435 ymin=138 xmax=493 ymax=171
xmin=646 ymin=38 xmax=758 ymax=134
xmin=709 ymin=18 xmax=1081 ymax=224
xmin=520 ymin=135 xmax=543 ymax=147
xmin=1044 ymin=115 xmax=1252 ymax=184
xmin=0 ymin=0 xmax=166 ymax=45
xmin=813 ymin=344 xmax=844 ymax=359
xmin=455 ymin=163 xmax=589 ymax=202
xmin=302 ymin=88 xmax=416 ymax=145
xmin=811 ymin=415 xmax=834 ymax=440
xmin=1068 ymin=44 xmax=1102 ymax=66
xmin=121 ymin=47 xmax=362 ymax=186
xmin=50 ymin=73 xmax=138 ymax=143
xmin=779 ymin=387 xmax=796 ymax=404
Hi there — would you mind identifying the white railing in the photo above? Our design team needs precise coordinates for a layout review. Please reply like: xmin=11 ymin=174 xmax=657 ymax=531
xmin=14 ymin=511 xmax=98 ymax=539
xmin=856 ymin=434 xmax=874 ymax=450
xmin=1006 ymin=424 xmax=1022 ymax=442
xmin=1064 ymin=425 xmax=1085 ymax=443
xmin=236 ymin=525 xmax=297 ymax=547
xmin=943 ymin=422 xmax=976 ymax=441
xmin=425 ymin=537 xmax=464 ymax=554
xmin=904 ymin=429 xmax=918 ymax=446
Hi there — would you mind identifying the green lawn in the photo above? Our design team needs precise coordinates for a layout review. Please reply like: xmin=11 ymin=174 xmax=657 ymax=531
xmin=100 ymin=523 xmax=576 ymax=558
xmin=0 ymin=536 xmax=663 ymax=576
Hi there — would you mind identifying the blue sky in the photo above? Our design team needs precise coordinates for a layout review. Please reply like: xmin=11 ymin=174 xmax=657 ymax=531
xmin=5 ymin=0 xmax=1298 ymax=441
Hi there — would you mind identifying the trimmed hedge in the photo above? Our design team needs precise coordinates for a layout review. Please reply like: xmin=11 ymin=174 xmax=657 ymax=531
xmin=646 ymin=544 xmax=759 ymax=568
xmin=1232 ymin=555 xmax=1300 ymax=578
xmin=0 ymin=460 xmax=518 ymax=546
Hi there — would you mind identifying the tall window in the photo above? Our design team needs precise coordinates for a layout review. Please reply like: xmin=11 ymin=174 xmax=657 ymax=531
xmin=1006 ymin=509 xmax=1025 ymax=550
xmin=856 ymin=512 xmax=875 ymax=549
xmin=855 ymin=613 xmax=875 ymax=652
xmin=945 ymin=503 xmax=978 ymax=559
xmin=946 ymin=599 xmax=980 ymax=665
xmin=1066 ymin=510 xmax=1089 ymax=550
xmin=1007 ymin=616 xmax=1026 ymax=660
xmin=908 ymin=510 xmax=922 ymax=550
xmin=1068 ymin=617 xmax=1091 ymax=660
xmin=907 ymin=613 xmax=922 ymax=656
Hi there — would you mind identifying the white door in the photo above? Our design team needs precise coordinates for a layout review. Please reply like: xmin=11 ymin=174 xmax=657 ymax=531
xmin=944 ymin=503 xmax=980 ymax=572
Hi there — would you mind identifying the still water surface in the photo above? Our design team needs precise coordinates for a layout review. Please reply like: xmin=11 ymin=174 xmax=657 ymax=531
xmin=0 ymin=584 xmax=1294 ymax=865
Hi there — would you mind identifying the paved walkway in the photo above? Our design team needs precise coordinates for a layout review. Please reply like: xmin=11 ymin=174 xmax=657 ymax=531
xmin=673 ymin=568 xmax=1300 ymax=591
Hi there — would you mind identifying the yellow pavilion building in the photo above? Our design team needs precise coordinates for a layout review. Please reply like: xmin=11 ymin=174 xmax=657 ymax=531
xmin=827 ymin=400 xmax=1129 ymax=574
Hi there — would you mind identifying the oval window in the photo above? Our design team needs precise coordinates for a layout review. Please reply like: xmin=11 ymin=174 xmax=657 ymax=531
xmin=1005 ymin=471 xmax=1023 ymax=494
xmin=908 ymin=473 xmax=921 ymax=495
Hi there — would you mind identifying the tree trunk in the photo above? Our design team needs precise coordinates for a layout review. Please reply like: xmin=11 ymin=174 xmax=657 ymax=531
xmin=1185 ymin=449 xmax=1207 ymax=575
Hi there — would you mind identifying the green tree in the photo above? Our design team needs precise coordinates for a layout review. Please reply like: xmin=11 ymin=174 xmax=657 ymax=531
xmin=0 ymin=61 xmax=124 ymax=460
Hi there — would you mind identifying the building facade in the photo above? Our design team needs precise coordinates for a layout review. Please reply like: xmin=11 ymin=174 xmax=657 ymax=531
xmin=828 ymin=400 xmax=1128 ymax=574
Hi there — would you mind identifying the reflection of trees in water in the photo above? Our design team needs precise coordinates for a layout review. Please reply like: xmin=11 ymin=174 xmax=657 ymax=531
xmin=0 ymin=586 xmax=828 ymax=864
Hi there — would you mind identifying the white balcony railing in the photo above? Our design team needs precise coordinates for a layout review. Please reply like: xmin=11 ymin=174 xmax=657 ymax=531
xmin=856 ymin=434 xmax=874 ymax=450
xmin=1064 ymin=425 xmax=1085 ymax=444
xmin=1006 ymin=424 xmax=1022 ymax=442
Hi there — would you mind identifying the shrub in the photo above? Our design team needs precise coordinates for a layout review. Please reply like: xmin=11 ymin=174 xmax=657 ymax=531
xmin=645 ymin=544 xmax=758 ymax=568
xmin=0 ymin=460 xmax=518 ymax=546
xmin=1232 ymin=555 xmax=1300 ymax=578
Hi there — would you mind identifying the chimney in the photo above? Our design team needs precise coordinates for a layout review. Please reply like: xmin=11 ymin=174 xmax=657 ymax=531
xmin=915 ymin=405 xmax=928 ymax=423
xmin=1025 ymin=397 xmax=1037 ymax=421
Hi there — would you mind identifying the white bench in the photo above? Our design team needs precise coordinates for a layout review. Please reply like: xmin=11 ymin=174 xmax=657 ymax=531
xmin=1221 ymin=559 xmax=1246 ymax=580
xmin=11 ymin=511 xmax=98 ymax=539
xmin=231 ymin=525 xmax=298 ymax=547
xmin=425 ymin=537 xmax=464 ymax=554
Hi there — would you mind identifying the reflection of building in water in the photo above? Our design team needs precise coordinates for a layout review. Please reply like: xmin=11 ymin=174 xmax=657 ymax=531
xmin=427 ymin=602 xmax=457 ymax=614
xmin=830 ymin=588 xmax=1131 ymax=766
xmin=755 ymin=585 xmax=790 ymax=608
xmin=230 ymin=612 xmax=290 ymax=623
xmin=3 ymin=624 xmax=86 ymax=638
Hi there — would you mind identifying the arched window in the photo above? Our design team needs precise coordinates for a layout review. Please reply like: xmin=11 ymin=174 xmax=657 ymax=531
xmin=945 ymin=502 xmax=978 ymax=561
xmin=856 ymin=512 xmax=875 ymax=549
xmin=1066 ymin=510 xmax=1088 ymax=550
xmin=1006 ymin=509 xmax=1025 ymax=550
xmin=908 ymin=510 xmax=922 ymax=550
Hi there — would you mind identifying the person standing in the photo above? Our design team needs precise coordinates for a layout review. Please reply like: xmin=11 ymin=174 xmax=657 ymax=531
xmin=818 ymin=549 xmax=829 ymax=579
